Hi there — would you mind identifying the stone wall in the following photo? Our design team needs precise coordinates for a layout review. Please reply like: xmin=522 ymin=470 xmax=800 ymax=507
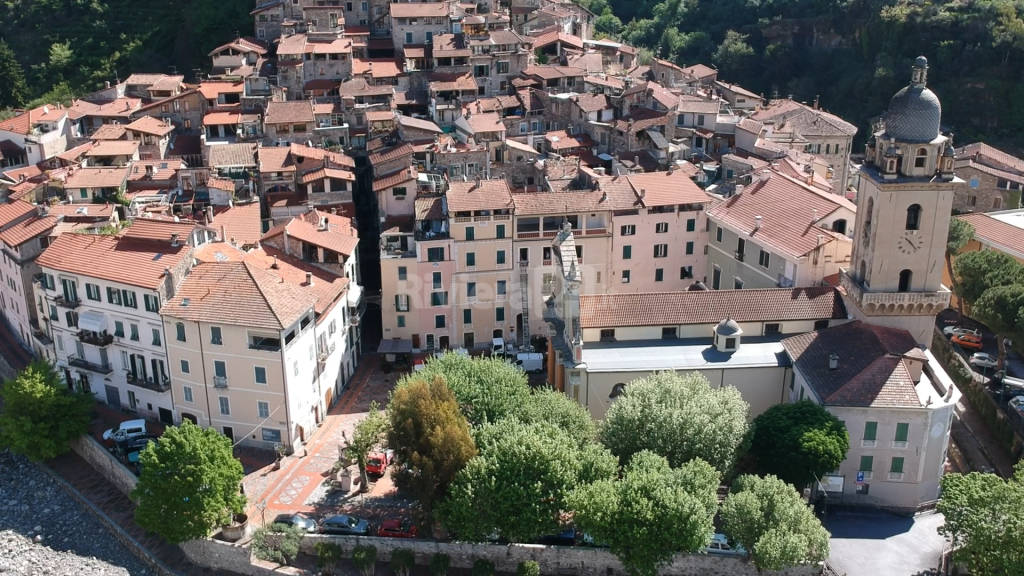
xmin=69 ymin=435 xmax=138 ymax=497
xmin=180 ymin=539 xmax=306 ymax=576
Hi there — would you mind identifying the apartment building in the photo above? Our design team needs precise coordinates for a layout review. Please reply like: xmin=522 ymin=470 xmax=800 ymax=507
xmin=706 ymin=168 xmax=855 ymax=290
xmin=0 ymin=200 xmax=56 ymax=356
xmin=390 ymin=3 xmax=451 ymax=52
xmin=953 ymin=142 xmax=1024 ymax=213
xmin=783 ymin=321 xmax=959 ymax=512
xmin=0 ymin=104 xmax=70 ymax=167
xmin=34 ymin=223 xmax=204 ymax=424
xmin=162 ymin=246 xmax=356 ymax=451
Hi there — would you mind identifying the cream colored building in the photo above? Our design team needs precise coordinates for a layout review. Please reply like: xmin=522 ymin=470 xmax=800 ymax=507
xmin=706 ymin=168 xmax=855 ymax=290
xmin=162 ymin=247 xmax=357 ymax=452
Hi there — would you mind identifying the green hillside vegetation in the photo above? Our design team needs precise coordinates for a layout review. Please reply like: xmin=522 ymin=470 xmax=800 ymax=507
xmin=583 ymin=0 xmax=1024 ymax=152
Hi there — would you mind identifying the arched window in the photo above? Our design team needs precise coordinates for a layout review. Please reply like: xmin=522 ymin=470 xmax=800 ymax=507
xmin=898 ymin=269 xmax=912 ymax=292
xmin=832 ymin=219 xmax=847 ymax=235
xmin=914 ymin=147 xmax=928 ymax=168
xmin=905 ymin=204 xmax=921 ymax=231
xmin=862 ymin=198 xmax=874 ymax=245
xmin=610 ymin=383 xmax=627 ymax=399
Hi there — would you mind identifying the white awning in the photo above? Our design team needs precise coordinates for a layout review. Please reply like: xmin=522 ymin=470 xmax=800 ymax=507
xmin=78 ymin=310 xmax=107 ymax=333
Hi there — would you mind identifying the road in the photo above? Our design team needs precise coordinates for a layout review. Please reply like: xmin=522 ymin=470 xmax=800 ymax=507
xmin=826 ymin=509 xmax=944 ymax=576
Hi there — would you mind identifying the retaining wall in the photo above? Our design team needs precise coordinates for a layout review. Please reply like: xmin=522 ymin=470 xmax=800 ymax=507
xmin=69 ymin=435 xmax=138 ymax=497
xmin=182 ymin=535 xmax=821 ymax=576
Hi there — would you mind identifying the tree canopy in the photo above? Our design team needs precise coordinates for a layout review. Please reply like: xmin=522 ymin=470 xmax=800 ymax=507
xmin=388 ymin=375 xmax=477 ymax=520
xmin=600 ymin=371 xmax=749 ymax=474
xmin=401 ymin=352 xmax=531 ymax=427
xmin=439 ymin=418 xmax=617 ymax=543
xmin=0 ymin=361 xmax=93 ymax=461
xmin=954 ymin=249 xmax=1024 ymax=308
xmin=570 ymin=451 xmax=720 ymax=576
xmin=514 ymin=386 xmax=598 ymax=446
xmin=745 ymin=400 xmax=849 ymax=488
xmin=133 ymin=420 xmax=245 ymax=543
xmin=720 ymin=474 xmax=831 ymax=571
xmin=938 ymin=462 xmax=1024 ymax=575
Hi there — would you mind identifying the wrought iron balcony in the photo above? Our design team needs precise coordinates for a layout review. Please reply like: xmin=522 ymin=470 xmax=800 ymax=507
xmin=78 ymin=330 xmax=114 ymax=347
xmin=55 ymin=295 xmax=80 ymax=309
xmin=126 ymin=372 xmax=171 ymax=393
xmin=67 ymin=355 xmax=113 ymax=374
xmin=213 ymin=376 xmax=228 ymax=389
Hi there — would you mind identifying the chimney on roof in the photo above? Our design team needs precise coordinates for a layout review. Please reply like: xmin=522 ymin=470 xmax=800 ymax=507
xmin=105 ymin=81 xmax=111 ymax=89
xmin=220 ymin=225 xmax=226 ymax=242
xmin=734 ymin=184 xmax=743 ymax=196
xmin=828 ymin=352 xmax=839 ymax=370
xmin=271 ymin=256 xmax=279 ymax=269
xmin=305 ymin=271 xmax=313 ymax=286
xmin=639 ymin=188 xmax=646 ymax=199
xmin=474 ymin=175 xmax=481 ymax=189
xmin=206 ymin=205 xmax=214 ymax=223
xmin=170 ymin=233 xmax=181 ymax=247
xmin=754 ymin=215 xmax=762 ymax=230
xmin=330 ymin=208 xmax=337 ymax=215
xmin=163 ymin=267 xmax=176 ymax=299
xmin=758 ymin=170 xmax=771 ymax=182
xmin=817 ymin=234 xmax=824 ymax=246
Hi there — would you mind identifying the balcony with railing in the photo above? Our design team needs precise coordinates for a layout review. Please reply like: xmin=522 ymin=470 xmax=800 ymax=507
xmin=55 ymin=295 xmax=80 ymax=309
xmin=67 ymin=355 xmax=113 ymax=374
xmin=248 ymin=335 xmax=282 ymax=353
xmin=78 ymin=330 xmax=114 ymax=347
xmin=127 ymin=372 xmax=171 ymax=393
xmin=734 ymin=250 xmax=745 ymax=262
xmin=213 ymin=376 xmax=228 ymax=389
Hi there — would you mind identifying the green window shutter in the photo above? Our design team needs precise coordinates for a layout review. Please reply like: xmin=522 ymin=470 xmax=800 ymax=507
xmin=895 ymin=423 xmax=909 ymax=442
xmin=863 ymin=421 xmax=877 ymax=441
xmin=622 ymin=245 xmax=631 ymax=259
xmin=890 ymin=457 xmax=904 ymax=474
xmin=859 ymin=455 xmax=873 ymax=472
xmin=463 ymin=309 xmax=472 ymax=324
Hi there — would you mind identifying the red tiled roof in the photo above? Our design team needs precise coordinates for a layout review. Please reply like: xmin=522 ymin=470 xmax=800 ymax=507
xmin=64 ymin=167 xmax=130 ymax=189
xmin=580 ymin=287 xmax=846 ymax=328
xmin=0 ymin=215 xmax=56 ymax=247
xmin=262 ymin=209 xmax=359 ymax=258
xmin=372 ymin=167 xmax=417 ymax=192
xmin=415 ymin=196 xmax=444 ymax=220
xmin=957 ymin=142 xmax=1024 ymax=174
xmin=265 ymin=100 xmax=314 ymax=124
xmin=625 ymin=169 xmax=710 ymax=208
xmin=0 ymin=105 xmax=64 ymax=135
xmin=446 ymin=179 xmax=513 ymax=213
xmin=210 ymin=203 xmax=263 ymax=246
xmin=85 ymin=140 xmax=139 ymax=157
xmin=122 ymin=218 xmax=205 ymax=243
xmin=706 ymin=170 xmax=852 ymax=258
xmin=958 ymin=212 xmax=1024 ymax=256
xmin=681 ymin=63 xmax=717 ymax=80
xmin=90 ymin=124 xmax=128 ymax=140
xmin=545 ymin=130 xmax=593 ymax=150
xmin=368 ymin=143 xmax=414 ymax=166
xmin=289 ymin=143 xmax=355 ymax=168
xmin=397 ymin=114 xmax=443 ymax=134
xmin=127 ymin=159 xmax=186 ymax=181
xmin=512 ymin=188 xmax=619 ymax=215
xmin=37 ymin=233 xmax=189 ymax=290
xmin=574 ymin=93 xmax=609 ymax=113
xmin=298 ymin=166 xmax=356 ymax=184
xmin=258 ymin=146 xmax=294 ymax=173
xmin=389 ymin=2 xmax=449 ymax=17
xmin=461 ymin=112 xmax=504 ymax=134
xmin=208 ymin=38 xmax=268 ymax=56
xmin=197 ymin=81 xmax=245 ymax=100
xmin=428 ymin=73 xmax=477 ymax=93
xmin=203 ymin=111 xmax=244 ymax=125
xmin=783 ymin=321 xmax=924 ymax=408
xmin=0 ymin=200 xmax=37 ymax=227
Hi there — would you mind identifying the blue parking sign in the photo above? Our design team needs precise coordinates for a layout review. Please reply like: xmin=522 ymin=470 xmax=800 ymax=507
xmin=856 ymin=471 xmax=865 ymax=484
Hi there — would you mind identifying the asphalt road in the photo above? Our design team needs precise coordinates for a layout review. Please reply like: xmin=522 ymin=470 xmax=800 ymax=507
xmin=826 ymin=509 xmax=944 ymax=576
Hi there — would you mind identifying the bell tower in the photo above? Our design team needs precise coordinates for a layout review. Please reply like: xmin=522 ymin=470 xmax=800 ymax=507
xmin=841 ymin=56 xmax=960 ymax=345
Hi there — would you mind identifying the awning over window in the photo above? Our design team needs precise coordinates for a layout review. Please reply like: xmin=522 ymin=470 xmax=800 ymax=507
xmin=644 ymin=129 xmax=669 ymax=149
xmin=77 ymin=310 xmax=107 ymax=333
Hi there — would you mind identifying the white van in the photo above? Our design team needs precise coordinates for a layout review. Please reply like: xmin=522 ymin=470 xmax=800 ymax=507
xmin=515 ymin=352 xmax=544 ymax=373
xmin=102 ymin=419 xmax=148 ymax=443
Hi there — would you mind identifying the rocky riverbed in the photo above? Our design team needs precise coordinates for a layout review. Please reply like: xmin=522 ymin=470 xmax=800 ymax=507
xmin=0 ymin=450 xmax=150 ymax=575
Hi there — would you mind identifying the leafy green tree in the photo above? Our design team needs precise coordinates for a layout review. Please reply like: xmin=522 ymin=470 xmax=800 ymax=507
xmin=439 ymin=419 xmax=616 ymax=543
xmin=390 ymin=549 xmax=415 ymax=576
xmin=745 ymin=401 xmax=849 ymax=488
xmin=600 ymin=371 xmax=748 ymax=474
xmin=571 ymin=451 xmax=720 ymax=576
xmin=938 ymin=462 xmax=1024 ymax=575
xmin=403 ymin=352 xmax=530 ymax=426
xmin=515 ymin=386 xmax=597 ymax=446
xmin=430 ymin=553 xmax=450 ymax=576
xmin=132 ymin=420 xmax=245 ymax=543
xmin=352 ymin=544 xmax=377 ymax=576
xmin=972 ymin=284 xmax=1024 ymax=367
xmin=0 ymin=39 xmax=28 ymax=108
xmin=316 ymin=541 xmax=343 ymax=575
xmin=946 ymin=217 xmax=975 ymax=319
xmin=0 ymin=360 xmax=92 ymax=461
xmin=344 ymin=401 xmax=388 ymax=492
xmin=713 ymin=30 xmax=754 ymax=78
xmin=471 ymin=559 xmax=495 ymax=576
xmin=594 ymin=10 xmax=624 ymax=38
xmin=953 ymin=249 xmax=1024 ymax=309
xmin=720 ymin=475 xmax=830 ymax=571
xmin=516 ymin=561 xmax=541 ymax=576
xmin=388 ymin=375 xmax=476 ymax=521
xmin=252 ymin=523 xmax=304 ymax=565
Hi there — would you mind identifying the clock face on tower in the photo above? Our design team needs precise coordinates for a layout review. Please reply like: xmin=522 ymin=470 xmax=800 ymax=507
xmin=897 ymin=231 xmax=923 ymax=255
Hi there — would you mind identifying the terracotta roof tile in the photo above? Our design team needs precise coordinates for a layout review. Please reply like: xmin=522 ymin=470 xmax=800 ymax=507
xmin=258 ymin=146 xmax=294 ymax=173
xmin=126 ymin=115 xmax=175 ymax=137
xmin=957 ymin=142 xmax=1024 ymax=174
xmin=90 ymin=124 xmax=128 ymax=140
xmin=389 ymin=2 xmax=449 ymax=17
xmin=0 ymin=105 xmax=64 ymax=135
xmin=262 ymin=209 xmax=359 ymax=257
xmin=210 ymin=203 xmax=263 ymax=246
xmin=64 ymin=167 xmax=130 ymax=189
xmin=446 ymin=179 xmax=513 ymax=213
xmin=0 ymin=215 xmax=56 ymax=247
xmin=265 ymin=100 xmax=314 ymax=124
xmin=581 ymin=287 xmax=846 ymax=328
xmin=37 ymin=233 xmax=189 ymax=290
xmin=706 ymin=170 xmax=852 ymax=258
xmin=368 ymin=143 xmax=414 ymax=166
xmin=958 ymin=212 xmax=1024 ymax=255
xmin=298 ymin=166 xmax=356 ymax=184
xmin=0 ymin=200 xmax=38 ymax=227
xmin=397 ymin=114 xmax=443 ymax=134
xmin=625 ymin=169 xmax=710 ymax=207
xmin=373 ymin=167 xmax=417 ymax=192
xmin=208 ymin=142 xmax=258 ymax=167
xmin=782 ymin=321 xmax=923 ymax=408
xmin=289 ymin=143 xmax=355 ymax=168
xmin=122 ymin=218 xmax=205 ymax=243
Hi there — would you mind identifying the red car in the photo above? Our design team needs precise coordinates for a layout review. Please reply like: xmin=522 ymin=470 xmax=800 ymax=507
xmin=952 ymin=333 xmax=983 ymax=350
xmin=366 ymin=449 xmax=394 ymax=476
xmin=377 ymin=518 xmax=418 ymax=538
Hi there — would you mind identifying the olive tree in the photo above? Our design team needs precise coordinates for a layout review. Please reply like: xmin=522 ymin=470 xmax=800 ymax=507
xmin=600 ymin=371 xmax=748 ymax=473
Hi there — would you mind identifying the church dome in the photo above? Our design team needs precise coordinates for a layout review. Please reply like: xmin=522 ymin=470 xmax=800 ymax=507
xmin=884 ymin=56 xmax=941 ymax=144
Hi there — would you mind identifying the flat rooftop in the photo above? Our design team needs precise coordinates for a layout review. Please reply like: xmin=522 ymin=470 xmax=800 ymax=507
xmin=581 ymin=336 xmax=790 ymax=373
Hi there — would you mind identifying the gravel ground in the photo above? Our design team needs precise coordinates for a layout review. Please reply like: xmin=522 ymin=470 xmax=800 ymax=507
xmin=0 ymin=450 xmax=151 ymax=575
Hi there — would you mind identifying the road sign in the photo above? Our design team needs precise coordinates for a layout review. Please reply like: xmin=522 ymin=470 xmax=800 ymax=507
xmin=856 ymin=471 xmax=865 ymax=484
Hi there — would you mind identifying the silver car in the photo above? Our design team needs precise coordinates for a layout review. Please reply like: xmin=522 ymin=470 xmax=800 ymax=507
xmin=969 ymin=352 xmax=999 ymax=370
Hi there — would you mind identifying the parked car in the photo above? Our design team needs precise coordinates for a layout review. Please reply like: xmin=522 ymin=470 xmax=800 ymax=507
xmin=272 ymin=514 xmax=318 ymax=533
xmin=377 ymin=518 xmax=418 ymax=538
xmin=320 ymin=514 xmax=371 ymax=536
xmin=952 ymin=333 xmax=984 ymax=350
xmin=102 ymin=419 xmax=148 ymax=443
xmin=1008 ymin=396 xmax=1024 ymax=418
xmin=970 ymin=352 xmax=999 ymax=370
xmin=706 ymin=533 xmax=747 ymax=557
xmin=535 ymin=527 xmax=577 ymax=546
xmin=366 ymin=449 xmax=394 ymax=476
xmin=944 ymin=325 xmax=981 ymax=338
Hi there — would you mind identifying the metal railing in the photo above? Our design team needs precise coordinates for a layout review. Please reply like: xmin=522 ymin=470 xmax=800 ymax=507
xmin=126 ymin=373 xmax=171 ymax=393
xmin=67 ymin=355 xmax=113 ymax=374
xmin=213 ymin=376 xmax=228 ymax=389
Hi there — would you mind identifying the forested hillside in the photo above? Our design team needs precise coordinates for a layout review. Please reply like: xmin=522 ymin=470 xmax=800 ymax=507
xmin=0 ymin=0 xmax=1022 ymax=151
xmin=0 ymin=0 xmax=251 ymax=108
xmin=585 ymin=0 xmax=1024 ymax=151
